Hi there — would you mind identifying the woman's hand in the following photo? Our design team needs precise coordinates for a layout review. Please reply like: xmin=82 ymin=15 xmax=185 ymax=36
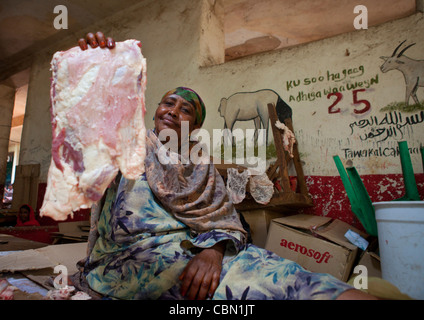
xmin=179 ymin=241 xmax=226 ymax=300
xmin=78 ymin=32 xmax=115 ymax=50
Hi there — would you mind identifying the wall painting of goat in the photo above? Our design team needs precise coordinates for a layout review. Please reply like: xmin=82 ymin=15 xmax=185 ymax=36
xmin=380 ymin=40 xmax=424 ymax=111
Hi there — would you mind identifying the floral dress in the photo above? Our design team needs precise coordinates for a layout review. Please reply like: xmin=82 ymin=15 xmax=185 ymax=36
xmin=83 ymin=173 xmax=353 ymax=300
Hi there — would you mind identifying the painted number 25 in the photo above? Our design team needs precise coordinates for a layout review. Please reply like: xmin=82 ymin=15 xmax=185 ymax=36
xmin=327 ymin=89 xmax=371 ymax=114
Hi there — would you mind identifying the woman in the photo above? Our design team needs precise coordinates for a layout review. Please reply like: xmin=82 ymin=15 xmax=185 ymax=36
xmin=16 ymin=204 xmax=40 ymax=227
xmin=73 ymin=33 xmax=376 ymax=300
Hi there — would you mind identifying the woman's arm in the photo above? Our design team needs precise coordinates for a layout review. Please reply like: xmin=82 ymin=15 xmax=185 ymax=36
xmin=179 ymin=241 xmax=227 ymax=300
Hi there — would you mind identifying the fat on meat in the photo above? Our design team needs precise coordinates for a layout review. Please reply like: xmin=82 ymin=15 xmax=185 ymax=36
xmin=40 ymin=40 xmax=147 ymax=221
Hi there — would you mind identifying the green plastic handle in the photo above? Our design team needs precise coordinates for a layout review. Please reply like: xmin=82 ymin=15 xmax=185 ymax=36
xmin=333 ymin=156 xmax=378 ymax=236
xmin=395 ymin=141 xmax=420 ymax=201
xmin=333 ymin=156 xmax=359 ymax=212
xmin=346 ymin=167 xmax=378 ymax=236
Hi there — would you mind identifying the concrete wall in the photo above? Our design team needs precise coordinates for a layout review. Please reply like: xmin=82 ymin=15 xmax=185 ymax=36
xmin=18 ymin=0 xmax=423 ymax=227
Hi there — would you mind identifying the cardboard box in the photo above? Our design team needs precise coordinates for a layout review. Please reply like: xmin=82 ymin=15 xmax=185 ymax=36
xmin=354 ymin=250 xmax=381 ymax=278
xmin=241 ymin=209 xmax=285 ymax=248
xmin=353 ymin=238 xmax=381 ymax=279
xmin=265 ymin=214 xmax=367 ymax=281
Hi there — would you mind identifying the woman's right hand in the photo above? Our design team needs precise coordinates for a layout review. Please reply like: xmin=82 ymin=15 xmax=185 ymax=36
xmin=78 ymin=32 xmax=115 ymax=51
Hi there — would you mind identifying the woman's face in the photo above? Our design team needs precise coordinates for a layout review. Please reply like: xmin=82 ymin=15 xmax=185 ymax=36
xmin=19 ymin=207 xmax=30 ymax=222
xmin=154 ymin=94 xmax=200 ymax=143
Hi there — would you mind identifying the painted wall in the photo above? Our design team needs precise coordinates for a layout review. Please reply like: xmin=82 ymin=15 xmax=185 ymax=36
xmin=19 ymin=0 xmax=424 ymax=229
xmin=203 ymin=16 xmax=424 ymax=175
xmin=198 ymin=11 xmax=424 ymax=228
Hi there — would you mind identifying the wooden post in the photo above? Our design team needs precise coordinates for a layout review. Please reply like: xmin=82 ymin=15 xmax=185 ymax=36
xmin=284 ymin=118 xmax=308 ymax=196
xmin=267 ymin=103 xmax=292 ymax=193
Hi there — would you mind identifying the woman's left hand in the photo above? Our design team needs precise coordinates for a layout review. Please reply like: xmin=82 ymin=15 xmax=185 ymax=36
xmin=179 ymin=242 xmax=226 ymax=300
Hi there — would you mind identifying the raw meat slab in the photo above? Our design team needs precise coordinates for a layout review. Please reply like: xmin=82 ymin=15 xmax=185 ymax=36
xmin=40 ymin=40 xmax=147 ymax=221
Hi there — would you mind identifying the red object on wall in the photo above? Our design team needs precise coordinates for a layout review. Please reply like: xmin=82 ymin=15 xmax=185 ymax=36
xmin=300 ymin=173 xmax=424 ymax=233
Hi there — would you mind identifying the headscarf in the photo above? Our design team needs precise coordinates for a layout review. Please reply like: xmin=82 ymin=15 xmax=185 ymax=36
xmin=16 ymin=204 xmax=40 ymax=227
xmin=150 ymin=88 xmax=246 ymax=236
xmin=161 ymin=87 xmax=206 ymax=126
xmin=144 ymin=129 xmax=247 ymax=238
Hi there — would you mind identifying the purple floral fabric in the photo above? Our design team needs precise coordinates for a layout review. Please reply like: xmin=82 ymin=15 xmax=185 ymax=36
xmin=82 ymin=173 xmax=353 ymax=300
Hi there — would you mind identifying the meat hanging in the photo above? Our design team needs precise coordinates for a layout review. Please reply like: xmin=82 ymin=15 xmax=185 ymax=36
xmin=40 ymin=40 xmax=147 ymax=221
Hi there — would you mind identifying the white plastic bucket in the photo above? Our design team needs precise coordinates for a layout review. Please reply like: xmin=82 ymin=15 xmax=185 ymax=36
xmin=373 ymin=201 xmax=424 ymax=300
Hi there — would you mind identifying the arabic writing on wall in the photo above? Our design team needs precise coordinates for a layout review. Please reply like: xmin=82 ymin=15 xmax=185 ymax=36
xmin=344 ymin=110 xmax=424 ymax=159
